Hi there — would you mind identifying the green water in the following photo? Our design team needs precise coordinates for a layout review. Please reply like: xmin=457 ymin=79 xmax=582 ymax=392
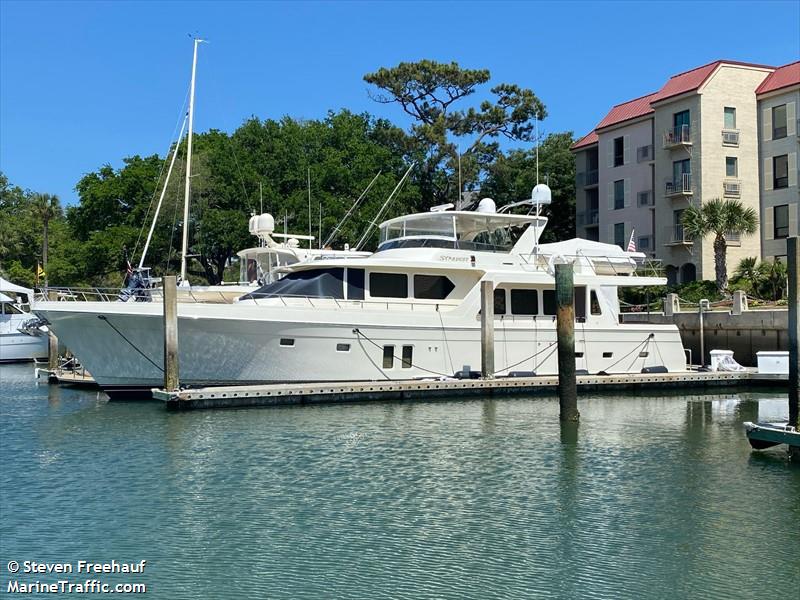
xmin=1 ymin=363 xmax=798 ymax=599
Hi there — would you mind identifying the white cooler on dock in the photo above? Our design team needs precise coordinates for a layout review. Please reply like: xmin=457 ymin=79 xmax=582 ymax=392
xmin=756 ymin=351 xmax=789 ymax=374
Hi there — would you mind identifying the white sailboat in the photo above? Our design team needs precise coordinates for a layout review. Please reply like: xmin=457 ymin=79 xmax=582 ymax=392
xmin=34 ymin=186 xmax=688 ymax=396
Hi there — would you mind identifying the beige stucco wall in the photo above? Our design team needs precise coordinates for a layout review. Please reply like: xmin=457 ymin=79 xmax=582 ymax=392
xmin=697 ymin=64 xmax=771 ymax=276
xmin=758 ymin=86 xmax=800 ymax=260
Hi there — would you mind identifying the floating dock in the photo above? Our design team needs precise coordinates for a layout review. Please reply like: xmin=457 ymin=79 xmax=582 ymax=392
xmin=152 ymin=369 xmax=788 ymax=411
xmin=36 ymin=366 xmax=98 ymax=388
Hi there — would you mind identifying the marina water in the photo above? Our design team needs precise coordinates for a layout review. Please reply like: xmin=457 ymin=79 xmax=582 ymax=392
xmin=1 ymin=363 xmax=798 ymax=599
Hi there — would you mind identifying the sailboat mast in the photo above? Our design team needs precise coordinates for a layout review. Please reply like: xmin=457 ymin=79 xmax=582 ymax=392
xmin=180 ymin=38 xmax=202 ymax=284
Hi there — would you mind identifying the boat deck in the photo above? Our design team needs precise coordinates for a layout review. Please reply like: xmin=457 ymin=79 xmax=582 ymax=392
xmin=151 ymin=369 xmax=788 ymax=410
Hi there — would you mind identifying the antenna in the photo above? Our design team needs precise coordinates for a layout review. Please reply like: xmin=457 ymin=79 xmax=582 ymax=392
xmin=457 ymin=150 xmax=462 ymax=209
xmin=318 ymin=201 xmax=322 ymax=249
xmin=355 ymin=162 xmax=415 ymax=250
xmin=307 ymin=167 xmax=312 ymax=250
xmin=259 ymin=182 xmax=263 ymax=214
xmin=323 ymin=170 xmax=381 ymax=248
xmin=535 ymin=118 xmax=539 ymax=185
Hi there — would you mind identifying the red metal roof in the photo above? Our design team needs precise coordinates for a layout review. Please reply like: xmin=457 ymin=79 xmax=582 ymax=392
xmin=595 ymin=92 xmax=657 ymax=130
xmin=571 ymin=130 xmax=598 ymax=150
xmin=756 ymin=61 xmax=800 ymax=95
xmin=650 ymin=60 xmax=775 ymax=104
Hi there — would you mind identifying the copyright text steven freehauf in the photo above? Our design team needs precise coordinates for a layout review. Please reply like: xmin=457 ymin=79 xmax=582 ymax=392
xmin=5 ymin=560 xmax=147 ymax=594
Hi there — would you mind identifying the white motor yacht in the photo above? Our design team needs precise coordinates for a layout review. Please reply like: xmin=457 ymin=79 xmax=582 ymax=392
xmin=0 ymin=278 xmax=48 ymax=363
xmin=34 ymin=188 xmax=688 ymax=397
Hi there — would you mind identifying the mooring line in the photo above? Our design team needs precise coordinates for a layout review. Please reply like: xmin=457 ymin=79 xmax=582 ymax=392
xmin=97 ymin=315 xmax=164 ymax=372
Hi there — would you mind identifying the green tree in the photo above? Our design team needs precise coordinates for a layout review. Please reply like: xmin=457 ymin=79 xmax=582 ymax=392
xmin=480 ymin=132 xmax=576 ymax=242
xmin=30 ymin=193 xmax=61 ymax=286
xmin=757 ymin=259 xmax=788 ymax=301
xmin=681 ymin=198 xmax=758 ymax=293
xmin=364 ymin=60 xmax=546 ymax=204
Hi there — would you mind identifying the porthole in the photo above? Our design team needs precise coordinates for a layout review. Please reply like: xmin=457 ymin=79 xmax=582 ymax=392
xmin=336 ymin=343 xmax=351 ymax=352
xmin=280 ymin=338 xmax=295 ymax=347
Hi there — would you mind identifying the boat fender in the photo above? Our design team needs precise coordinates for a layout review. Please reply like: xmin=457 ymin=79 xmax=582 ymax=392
xmin=641 ymin=366 xmax=668 ymax=374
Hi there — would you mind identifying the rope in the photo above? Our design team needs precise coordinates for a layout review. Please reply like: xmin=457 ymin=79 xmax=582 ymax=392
xmin=352 ymin=328 xmax=453 ymax=378
xmin=601 ymin=334 xmax=654 ymax=374
xmin=97 ymin=316 xmax=163 ymax=372
xmin=495 ymin=341 xmax=557 ymax=374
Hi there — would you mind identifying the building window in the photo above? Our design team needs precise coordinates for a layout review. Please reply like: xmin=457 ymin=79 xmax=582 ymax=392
xmin=614 ymin=223 xmax=625 ymax=249
xmin=673 ymin=110 xmax=690 ymax=132
xmin=414 ymin=274 xmax=454 ymax=300
xmin=383 ymin=345 xmax=394 ymax=369
xmin=614 ymin=179 xmax=625 ymax=209
xmin=725 ymin=157 xmax=738 ymax=177
xmin=773 ymin=155 xmax=789 ymax=189
xmin=510 ymin=289 xmax=538 ymax=315
xmin=638 ymin=236 xmax=650 ymax=250
xmin=370 ymin=272 xmax=408 ymax=298
xmin=613 ymin=137 xmax=624 ymax=167
xmin=774 ymin=204 xmax=789 ymax=239
xmin=772 ymin=104 xmax=787 ymax=139
xmin=724 ymin=107 xmax=736 ymax=129
xmin=493 ymin=288 xmax=506 ymax=315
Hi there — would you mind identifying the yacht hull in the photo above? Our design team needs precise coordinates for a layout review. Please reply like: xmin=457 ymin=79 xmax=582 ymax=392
xmin=0 ymin=332 xmax=48 ymax=362
xmin=35 ymin=301 xmax=688 ymax=395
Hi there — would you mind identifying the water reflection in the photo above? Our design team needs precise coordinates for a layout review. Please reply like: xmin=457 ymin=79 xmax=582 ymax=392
xmin=1 ymin=363 xmax=798 ymax=600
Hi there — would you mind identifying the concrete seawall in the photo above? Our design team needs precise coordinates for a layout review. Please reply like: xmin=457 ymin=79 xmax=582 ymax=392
xmin=622 ymin=309 xmax=788 ymax=366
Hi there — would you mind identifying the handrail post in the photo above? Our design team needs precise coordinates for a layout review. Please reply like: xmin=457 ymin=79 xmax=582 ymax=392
xmin=163 ymin=275 xmax=179 ymax=392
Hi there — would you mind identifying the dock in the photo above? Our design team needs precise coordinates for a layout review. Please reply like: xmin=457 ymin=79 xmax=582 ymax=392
xmin=151 ymin=369 xmax=788 ymax=410
xmin=36 ymin=365 xmax=98 ymax=388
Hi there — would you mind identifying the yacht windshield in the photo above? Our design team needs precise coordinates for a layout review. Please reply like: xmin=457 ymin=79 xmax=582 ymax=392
xmin=379 ymin=212 xmax=527 ymax=253
xmin=240 ymin=268 xmax=345 ymax=300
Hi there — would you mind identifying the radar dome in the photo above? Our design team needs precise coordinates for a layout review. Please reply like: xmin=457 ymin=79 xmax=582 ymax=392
xmin=531 ymin=184 xmax=552 ymax=205
xmin=476 ymin=198 xmax=496 ymax=214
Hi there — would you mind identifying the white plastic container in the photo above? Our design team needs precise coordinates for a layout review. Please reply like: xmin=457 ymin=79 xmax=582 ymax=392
xmin=756 ymin=351 xmax=789 ymax=375
xmin=709 ymin=349 xmax=734 ymax=372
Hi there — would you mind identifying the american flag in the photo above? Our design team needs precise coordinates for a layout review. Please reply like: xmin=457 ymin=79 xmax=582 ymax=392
xmin=627 ymin=229 xmax=636 ymax=252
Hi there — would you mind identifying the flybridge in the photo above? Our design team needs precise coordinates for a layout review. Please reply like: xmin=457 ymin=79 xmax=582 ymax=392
xmin=377 ymin=211 xmax=547 ymax=253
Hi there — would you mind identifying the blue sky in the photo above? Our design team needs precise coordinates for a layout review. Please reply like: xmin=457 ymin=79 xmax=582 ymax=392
xmin=1 ymin=0 xmax=798 ymax=205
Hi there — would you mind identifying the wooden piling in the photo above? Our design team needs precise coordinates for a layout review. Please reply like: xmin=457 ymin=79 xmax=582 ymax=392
xmin=555 ymin=263 xmax=579 ymax=421
xmin=788 ymin=237 xmax=798 ymax=433
xmin=480 ymin=280 xmax=495 ymax=379
xmin=162 ymin=275 xmax=179 ymax=392
xmin=47 ymin=289 xmax=58 ymax=372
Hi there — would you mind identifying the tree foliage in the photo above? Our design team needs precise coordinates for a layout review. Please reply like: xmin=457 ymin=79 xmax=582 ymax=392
xmin=681 ymin=198 xmax=759 ymax=293
xmin=364 ymin=60 xmax=546 ymax=204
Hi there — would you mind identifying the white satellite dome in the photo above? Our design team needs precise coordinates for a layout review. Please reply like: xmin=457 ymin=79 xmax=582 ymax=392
xmin=256 ymin=213 xmax=275 ymax=234
xmin=476 ymin=198 xmax=496 ymax=214
xmin=531 ymin=184 xmax=552 ymax=205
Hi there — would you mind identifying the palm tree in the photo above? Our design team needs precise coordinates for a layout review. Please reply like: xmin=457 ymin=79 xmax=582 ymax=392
xmin=681 ymin=198 xmax=758 ymax=293
xmin=30 ymin=193 xmax=60 ymax=287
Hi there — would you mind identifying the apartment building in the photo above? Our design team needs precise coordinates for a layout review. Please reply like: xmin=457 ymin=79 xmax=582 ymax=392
xmin=757 ymin=62 xmax=800 ymax=260
xmin=573 ymin=60 xmax=790 ymax=285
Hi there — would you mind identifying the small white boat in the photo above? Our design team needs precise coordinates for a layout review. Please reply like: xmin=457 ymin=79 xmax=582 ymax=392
xmin=0 ymin=278 xmax=48 ymax=363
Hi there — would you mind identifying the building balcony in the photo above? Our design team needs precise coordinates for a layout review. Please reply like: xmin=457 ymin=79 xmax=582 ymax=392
xmin=722 ymin=129 xmax=739 ymax=146
xmin=577 ymin=210 xmax=599 ymax=226
xmin=723 ymin=179 xmax=741 ymax=198
xmin=663 ymin=125 xmax=692 ymax=149
xmin=637 ymin=190 xmax=654 ymax=207
xmin=637 ymin=144 xmax=654 ymax=163
xmin=665 ymin=174 xmax=692 ymax=197
xmin=576 ymin=169 xmax=599 ymax=187
xmin=664 ymin=225 xmax=694 ymax=245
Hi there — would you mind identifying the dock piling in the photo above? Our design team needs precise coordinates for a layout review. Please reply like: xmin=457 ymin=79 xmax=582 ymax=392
xmin=480 ymin=280 xmax=495 ymax=379
xmin=47 ymin=289 xmax=58 ymax=373
xmin=788 ymin=237 xmax=798 ymax=441
xmin=555 ymin=263 xmax=579 ymax=421
xmin=163 ymin=275 xmax=179 ymax=392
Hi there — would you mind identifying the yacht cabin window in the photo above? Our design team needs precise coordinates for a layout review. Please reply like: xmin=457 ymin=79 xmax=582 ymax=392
xmin=347 ymin=269 xmax=365 ymax=300
xmin=510 ymin=289 xmax=538 ymax=315
xmin=414 ymin=275 xmax=455 ymax=300
xmin=542 ymin=290 xmax=557 ymax=315
xmin=590 ymin=290 xmax=602 ymax=315
xmin=574 ymin=286 xmax=587 ymax=320
xmin=493 ymin=289 xmax=506 ymax=315
xmin=241 ymin=268 xmax=345 ymax=300
xmin=370 ymin=273 xmax=408 ymax=298
xmin=1 ymin=303 xmax=23 ymax=315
